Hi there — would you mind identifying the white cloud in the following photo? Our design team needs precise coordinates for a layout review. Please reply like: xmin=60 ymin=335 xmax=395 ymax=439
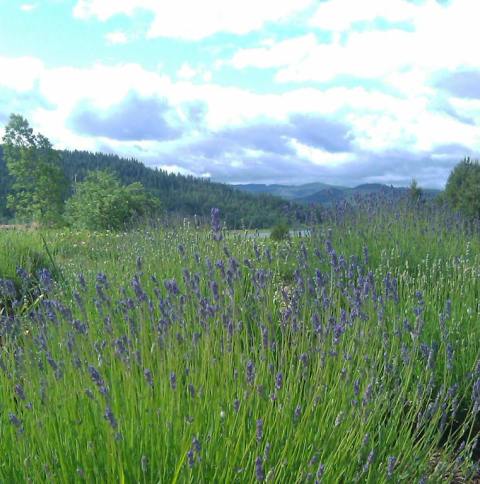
xmin=20 ymin=4 xmax=37 ymax=12
xmin=177 ymin=64 xmax=197 ymax=81
xmin=1 ymin=49 xmax=479 ymax=186
xmin=291 ymin=140 xmax=353 ymax=166
xmin=0 ymin=56 xmax=44 ymax=91
xmin=105 ymin=31 xmax=128 ymax=45
xmin=73 ymin=0 xmax=149 ymax=21
xmin=231 ymin=34 xmax=317 ymax=69
xmin=309 ymin=0 xmax=417 ymax=32
xmin=231 ymin=0 xmax=480 ymax=87
xmin=73 ymin=0 xmax=314 ymax=40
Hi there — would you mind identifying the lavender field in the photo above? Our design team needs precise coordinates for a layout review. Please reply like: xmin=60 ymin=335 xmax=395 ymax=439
xmin=1 ymin=199 xmax=480 ymax=482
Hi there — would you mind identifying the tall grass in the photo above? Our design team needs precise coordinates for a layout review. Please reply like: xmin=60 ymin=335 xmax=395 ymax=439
xmin=0 ymin=199 xmax=479 ymax=482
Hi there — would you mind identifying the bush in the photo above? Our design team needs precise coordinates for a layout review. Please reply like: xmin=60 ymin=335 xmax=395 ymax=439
xmin=65 ymin=170 xmax=162 ymax=231
xmin=270 ymin=222 xmax=290 ymax=241
xmin=444 ymin=158 xmax=480 ymax=218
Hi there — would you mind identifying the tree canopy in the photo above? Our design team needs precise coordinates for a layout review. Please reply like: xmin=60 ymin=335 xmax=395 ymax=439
xmin=444 ymin=158 xmax=480 ymax=219
xmin=2 ymin=114 xmax=66 ymax=224
xmin=65 ymin=170 xmax=162 ymax=231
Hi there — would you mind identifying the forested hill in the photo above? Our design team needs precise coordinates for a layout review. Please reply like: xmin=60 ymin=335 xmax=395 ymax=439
xmin=0 ymin=147 xmax=301 ymax=228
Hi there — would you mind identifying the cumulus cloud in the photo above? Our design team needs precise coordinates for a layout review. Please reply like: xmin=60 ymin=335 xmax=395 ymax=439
xmin=231 ymin=0 xmax=480 ymax=87
xmin=73 ymin=0 xmax=314 ymax=40
xmin=105 ymin=31 xmax=128 ymax=45
xmin=0 ymin=56 xmax=44 ymax=92
xmin=68 ymin=93 xmax=183 ymax=141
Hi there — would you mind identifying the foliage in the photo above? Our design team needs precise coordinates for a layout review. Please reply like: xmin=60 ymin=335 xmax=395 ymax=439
xmin=444 ymin=157 xmax=480 ymax=219
xmin=270 ymin=221 xmax=290 ymax=241
xmin=409 ymin=178 xmax=423 ymax=203
xmin=0 ymin=146 xmax=315 ymax=228
xmin=65 ymin=170 xmax=161 ymax=230
xmin=1 ymin=114 xmax=66 ymax=225
xmin=0 ymin=199 xmax=479 ymax=481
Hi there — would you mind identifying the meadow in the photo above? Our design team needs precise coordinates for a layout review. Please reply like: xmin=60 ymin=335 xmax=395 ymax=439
xmin=1 ymin=198 xmax=480 ymax=482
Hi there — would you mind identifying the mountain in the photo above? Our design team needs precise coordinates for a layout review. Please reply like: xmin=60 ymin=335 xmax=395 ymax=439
xmin=235 ymin=182 xmax=440 ymax=205
xmin=0 ymin=147 xmax=311 ymax=229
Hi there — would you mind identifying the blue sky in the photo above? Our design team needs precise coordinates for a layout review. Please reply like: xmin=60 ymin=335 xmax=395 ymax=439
xmin=0 ymin=0 xmax=479 ymax=187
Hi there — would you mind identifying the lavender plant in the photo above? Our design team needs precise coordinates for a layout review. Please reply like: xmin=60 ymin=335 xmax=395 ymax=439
xmin=0 ymin=198 xmax=479 ymax=482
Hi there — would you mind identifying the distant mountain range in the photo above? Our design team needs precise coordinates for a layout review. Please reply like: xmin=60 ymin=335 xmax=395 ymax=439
xmin=233 ymin=182 xmax=441 ymax=204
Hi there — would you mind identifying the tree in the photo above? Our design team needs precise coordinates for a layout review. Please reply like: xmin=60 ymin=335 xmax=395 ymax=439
xmin=270 ymin=221 xmax=290 ymax=241
xmin=2 ymin=114 xmax=66 ymax=224
xmin=65 ymin=170 xmax=161 ymax=230
xmin=409 ymin=179 xmax=423 ymax=203
xmin=444 ymin=158 xmax=480 ymax=218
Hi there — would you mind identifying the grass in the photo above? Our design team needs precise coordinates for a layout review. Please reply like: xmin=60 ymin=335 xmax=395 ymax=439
xmin=0 ymin=199 xmax=479 ymax=482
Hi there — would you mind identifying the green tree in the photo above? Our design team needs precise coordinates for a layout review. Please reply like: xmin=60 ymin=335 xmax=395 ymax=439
xmin=409 ymin=178 xmax=423 ymax=203
xmin=270 ymin=221 xmax=290 ymax=241
xmin=444 ymin=158 xmax=480 ymax=218
xmin=2 ymin=114 xmax=66 ymax=224
xmin=65 ymin=170 xmax=161 ymax=230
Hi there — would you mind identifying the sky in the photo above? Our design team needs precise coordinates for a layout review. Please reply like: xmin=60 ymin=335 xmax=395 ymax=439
xmin=0 ymin=0 xmax=479 ymax=188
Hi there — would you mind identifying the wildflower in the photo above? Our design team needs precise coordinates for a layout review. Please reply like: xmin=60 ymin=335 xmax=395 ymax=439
xmin=363 ymin=450 xmax=375 ymax=473
xmin=387 ymin=456 xmax=396 ymax=478
xmin=88 ymin=365 xmax=108 ymax=395
xmin=144 ymin=368 xmax=154 ymax=387
xmin=187 ymin=449 xmax=195 ymax=468
xmin=8 ymin=412 xmax=22 ymax=428
xmin=211 ymin=207 xmax=222 ymax=241
xmin=15 ymin=383 xmax=26 ymax=401
xmin=256 ymin=419 xmax=264 ymax=442
xmin=246 ymin=360 xmax=255 ymax=386
xmin=315 ymin=464 xmax=325 ymax=483
xmin=38 ymin=268 xmax=54 ymax=293
xmin=275 ymin=372 xmax=283 ymax=391
xmin=170 ymin=371 xmax=177 ymax=390
xmin=294 ymin=405 xmax=302 ymax=422
xmin=104 ymin=405 xmax=118 ymax=429
xmin=255 ymin=456 xmax=265 ymax=481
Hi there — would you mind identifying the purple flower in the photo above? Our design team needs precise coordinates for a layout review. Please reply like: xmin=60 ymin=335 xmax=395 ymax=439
xmin=144 ymin=368 xmax=154 ymax=387
xmin=315 ymin=464 xmax=325 ymax=483
xmin=8 ymin=412 xmax=22 ymax=428
xmin=88 ymin=365 xmax=108 ymax=395
xmin=104 ymin=405 xmax=118 ymax=429
xmin=187 ymin=449 xmax=195 ymax=468
xmin=38 ymin=268 xmax=54 ymax=293
xmin=294 ymin=405 xmax=302 ymax=422
xmin=255 ymin=456 xmax=265 ymax=481
xmin=387 ymin=456 xmax=396 ymax=478
xmin=170 ymin=371 xmax=177 ymax=390
xmin=246 ymin=360 xmax=255 ymax=385
xmin=15 ymin=383 xmax=26 ymax=401
xmin=275 ymin=372 xmax=283 ymax=391
xmin=0 ymin=279 xmax=17 ymax=299
xmin=256 ymin=419 xmax=264 ymax=442
xmin=363 ymin=450 xmax=375 ymax=473
xmin=211 ymin=207 xmax=222 ymax=241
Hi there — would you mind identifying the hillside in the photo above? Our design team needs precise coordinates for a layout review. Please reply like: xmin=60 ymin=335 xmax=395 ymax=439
xmin=235 ymin=181 xmax=441 ymax=204
xmin=0 ymin=147 xmax=308 ymax=228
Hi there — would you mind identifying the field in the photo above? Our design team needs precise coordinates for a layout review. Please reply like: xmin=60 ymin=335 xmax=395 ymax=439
xmin=1 ymin=199 xmax=480 ymax=482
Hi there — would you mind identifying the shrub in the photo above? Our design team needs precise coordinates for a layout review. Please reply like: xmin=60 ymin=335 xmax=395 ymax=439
xmin=444 ymin=158 xmax=480 ymax=219
xmin=270 ymin=222 xmax=290 ymax=241
xmin=65 ymin=170 xmax=162 ymax=231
